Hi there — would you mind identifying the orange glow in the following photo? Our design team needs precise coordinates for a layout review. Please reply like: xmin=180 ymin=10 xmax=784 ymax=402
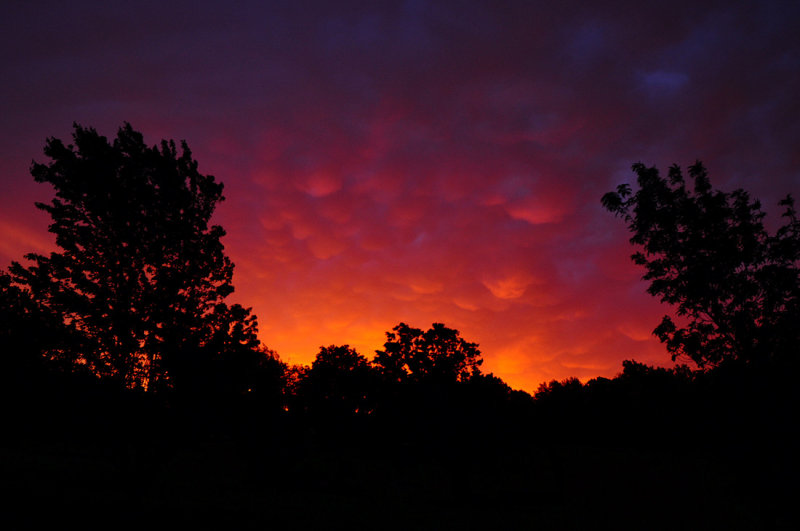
xmin=225 ymin=215 xmax=673 ymax=393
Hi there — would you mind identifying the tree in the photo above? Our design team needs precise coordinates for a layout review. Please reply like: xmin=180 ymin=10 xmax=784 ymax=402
xmin=0 ymin=272 xmax=66 ymax=378
xmin=602 ymin=161 xmax=800 ymax=368
xmin=9 ymin=123 xmax=261 ymax=391
xmin=373 ymin=322 xmax=483 ymax=384
xmin=534 ymin=376 xmax=583 ymax=401
xmin=294 ymin=345 xmax=377 ymax=416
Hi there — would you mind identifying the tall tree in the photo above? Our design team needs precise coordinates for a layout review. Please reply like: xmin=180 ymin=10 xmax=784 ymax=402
xmin=9 ymin=123 xmax=260 ymax=391
xmin=602 ymin=161 xmax=800 ymax=368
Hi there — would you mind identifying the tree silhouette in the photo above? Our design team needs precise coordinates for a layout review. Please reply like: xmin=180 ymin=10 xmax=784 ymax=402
xmin=0 ymin=271 xmax=67 ymax=378
xmin=534 ymin=376 xmax=583 ymax=401
xmin=294 ymin=344 xmax=377 ymax=417
xmin=9 ymin=123 xmax=260 ymax=391
xmin=602 ymin=161 xmax=800 ymax=368
xmin=373 ymin=322 xmax=483 ymax=384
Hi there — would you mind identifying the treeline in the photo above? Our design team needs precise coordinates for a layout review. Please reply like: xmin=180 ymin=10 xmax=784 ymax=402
xmin=5 ymin=124 xmax=798 ymax=401
xmin=2 ymin=124 xmax=798 ymax=526
xmin=5 ymin=285 xmax=796 ymax=466
xmin=3 ymin=318 xmax=795 ymax=528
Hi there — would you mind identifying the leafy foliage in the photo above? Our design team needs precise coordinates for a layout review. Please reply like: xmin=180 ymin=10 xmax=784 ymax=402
xmin=602 ymin=161 xmax=800 ymax=368
xmin=293 ymin=344 xmax=377 ymax=416
xmin=535 ymin=376 xmax=584 ymax=400
xmin=0 ymin=272 xmax=66 ymax=376
xmin=9 ymin=123 xmax=261 ymax=391
xmin=373 ymin=322 xmax=483 ymax=383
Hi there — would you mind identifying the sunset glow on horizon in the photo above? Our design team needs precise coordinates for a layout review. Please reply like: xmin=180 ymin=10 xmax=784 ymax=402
xmin=2 ymin=1 xmax=799 ymax=393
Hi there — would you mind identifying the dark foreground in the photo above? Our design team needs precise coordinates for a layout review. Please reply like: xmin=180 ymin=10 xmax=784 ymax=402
xmin=2 ymin=363 xmax=796 ymax=530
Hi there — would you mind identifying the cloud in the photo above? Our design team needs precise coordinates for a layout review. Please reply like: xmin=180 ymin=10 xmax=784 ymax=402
xmin=300 ymin=175 xmax=342 ymax=198
xmin=640 ymin=70 xmax=690 ymax=94
xmin=1 ymin=0 xmax=799 ymax=392
xmin=482 ymin=274 xmax=533 ymax=300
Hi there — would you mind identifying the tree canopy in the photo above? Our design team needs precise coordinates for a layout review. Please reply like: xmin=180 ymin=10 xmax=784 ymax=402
xmin=373 ymin=322 xmax=483 ymax=383
xmin=602 ymin=161 xmax=800 ymax=368
xmin=9 ymin=123 xmax=261 ymax=391
xmin=292 ymin=344 xmax=377 ymax=417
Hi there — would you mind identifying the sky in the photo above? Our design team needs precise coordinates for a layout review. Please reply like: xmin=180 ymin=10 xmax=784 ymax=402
xmin=2 ymin=0 xmax=799 ymax=392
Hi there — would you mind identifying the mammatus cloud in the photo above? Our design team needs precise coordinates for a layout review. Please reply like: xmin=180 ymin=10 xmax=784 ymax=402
xmin=482 ymin=274 xmax=534 ymax=300
xmin=1 ymin=1 xmax=799 ymax=392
